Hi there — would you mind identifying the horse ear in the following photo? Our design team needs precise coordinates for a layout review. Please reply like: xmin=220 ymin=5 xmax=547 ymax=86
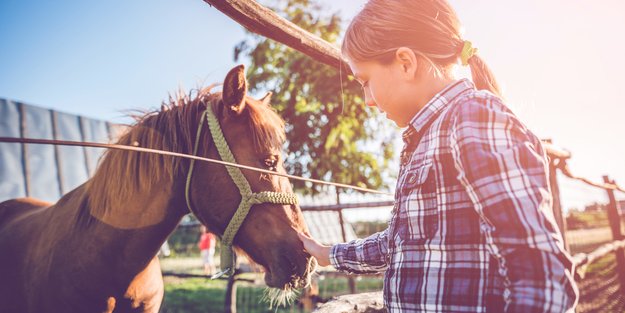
xmin=222 ymin=64 xmax=247 ymax=116
xmin=259 ymin=92 xmax=272 ymax=106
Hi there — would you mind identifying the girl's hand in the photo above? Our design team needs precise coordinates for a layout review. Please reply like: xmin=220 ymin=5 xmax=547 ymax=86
xmin=297 ymin=232 xmax=332 ymax=267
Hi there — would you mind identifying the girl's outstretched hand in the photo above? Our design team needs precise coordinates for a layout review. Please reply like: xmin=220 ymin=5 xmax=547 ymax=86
xmin=297 ymin=232 xmax=332 ymax=267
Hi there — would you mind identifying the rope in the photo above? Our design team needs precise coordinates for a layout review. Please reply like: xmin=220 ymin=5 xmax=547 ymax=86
xmin=184 ymin=108 xmax=207 ymax=219
xmin=205 ymin=104 xmax=253 ymax=195
xmin=185 ymin=106 xmax=300 ymax=279
xmin=0 ymin=136 xmax=391 ymax=196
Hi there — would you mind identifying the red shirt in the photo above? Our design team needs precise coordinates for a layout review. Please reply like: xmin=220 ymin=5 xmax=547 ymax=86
xmin=198 ymin=233 xmax=215 ymax=250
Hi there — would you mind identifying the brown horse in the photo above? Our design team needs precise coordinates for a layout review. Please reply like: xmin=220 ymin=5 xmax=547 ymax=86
xmin=0 ymin=65 xmax=316 ymax=313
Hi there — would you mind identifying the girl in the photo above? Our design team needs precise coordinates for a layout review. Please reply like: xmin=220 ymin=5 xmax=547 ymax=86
xmin=298 ymin=1 xmax=578 ymax=312
xmin=198 ymin=226 xmax=216 ymax=275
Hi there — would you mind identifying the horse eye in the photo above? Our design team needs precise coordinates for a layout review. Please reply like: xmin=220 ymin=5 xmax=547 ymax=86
xmin=263 ymin=158 xmax=278 ymax=170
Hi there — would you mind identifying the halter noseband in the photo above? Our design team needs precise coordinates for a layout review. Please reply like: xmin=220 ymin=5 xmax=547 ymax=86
xmin=185 ymin=104 xmax=299 ymax=279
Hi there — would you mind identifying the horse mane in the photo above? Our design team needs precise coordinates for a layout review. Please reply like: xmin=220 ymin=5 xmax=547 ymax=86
xmin=85 ymin=86 xmax=286 ymax=214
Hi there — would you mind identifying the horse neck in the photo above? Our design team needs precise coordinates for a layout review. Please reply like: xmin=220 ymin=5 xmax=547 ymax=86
xmin=18 ymin=181 xmax=187 ymax=307
xmin=50 ymin=179 xmax=188 ymax=282
xmin=87 ymin=178 xmax=185 ymax=229
xmin=90 ymin=177 xmax=186 ymax=242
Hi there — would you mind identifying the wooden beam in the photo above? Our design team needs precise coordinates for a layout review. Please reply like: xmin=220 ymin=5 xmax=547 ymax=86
xmin=203 ymin=0 xmax=351 ymax=74
xmin=542 ymin=140 xmax=572 ymax=160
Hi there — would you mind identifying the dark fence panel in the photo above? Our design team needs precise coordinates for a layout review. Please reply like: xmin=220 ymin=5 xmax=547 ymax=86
xmin=0 ymin=99 xmax=26 ymax=198
xmin=0 ymin=99 xmax=112 ymax=202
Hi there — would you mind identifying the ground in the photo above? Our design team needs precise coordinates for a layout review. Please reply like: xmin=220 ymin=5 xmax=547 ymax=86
xmin=158 ymin=256 xmax=383 ymax=313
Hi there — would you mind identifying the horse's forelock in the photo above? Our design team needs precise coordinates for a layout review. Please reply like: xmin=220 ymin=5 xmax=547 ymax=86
xmin=245 ymin=98 xmax=286 ymax=154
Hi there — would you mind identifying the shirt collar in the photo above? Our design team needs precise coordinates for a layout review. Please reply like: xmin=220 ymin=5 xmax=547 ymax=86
xmin=402 ymin=78 xmax=475 ymax=143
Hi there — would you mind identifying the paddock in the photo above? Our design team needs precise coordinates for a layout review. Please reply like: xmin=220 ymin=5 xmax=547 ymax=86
xmin=1 ymin=1 xmax=625 ymax=312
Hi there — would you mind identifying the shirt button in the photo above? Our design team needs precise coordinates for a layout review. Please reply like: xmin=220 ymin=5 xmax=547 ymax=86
xmin=407 ymin=173 xmax=416 ymax=184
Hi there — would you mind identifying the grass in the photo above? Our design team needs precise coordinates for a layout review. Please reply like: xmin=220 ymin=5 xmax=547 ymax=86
xmin=160 ymin=277 xmax=227 ymax=313
xmin=160 ymin=255 xmax=205 ymax=274
xmin=567 ymin=226 xmax=620 ymax=254
xmin=577 ymin=252 xmax=625 ymax=313
xmin=158 ymin=268 xmax=383 ymax=313
xmin=317 ymin=275 xmax=383 ymax=299
xmin=585 ymin=253 xmax=615 ymax=275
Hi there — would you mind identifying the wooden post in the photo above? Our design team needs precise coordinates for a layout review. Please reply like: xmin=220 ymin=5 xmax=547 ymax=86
xmin=336 ymin=188 xmax=357 ymax=294
xmin=543 ymin=139 xmax=570 ymax=252
xmin=224 ymin=270 xmax=238 ymax=313
xmin=340 ymin=208 xmax=356 ymax=294
xmin=337 ymin=210 xmax=348 ymax=247
xmin=603 ymin=175 xmax=625 ymax=292
xmin=301 ymin=276 xmax=319 ymax=311
xmin=336 ymin=187 xmax=348 ymax=245
xmin=549 ymin=158 xmax=569 ymax=251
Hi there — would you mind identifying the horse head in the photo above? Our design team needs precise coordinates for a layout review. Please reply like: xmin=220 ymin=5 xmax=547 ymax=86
xmin=186 ymin=65 xmax=316 ymax=293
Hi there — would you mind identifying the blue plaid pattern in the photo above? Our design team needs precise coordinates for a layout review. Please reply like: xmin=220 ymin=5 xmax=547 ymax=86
xmin=330 ymin=79 xmax=578 ymax=312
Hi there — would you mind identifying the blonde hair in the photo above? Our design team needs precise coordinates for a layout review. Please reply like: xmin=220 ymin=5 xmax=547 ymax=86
xmin=342 ymin=0 xmax=501 ymax=97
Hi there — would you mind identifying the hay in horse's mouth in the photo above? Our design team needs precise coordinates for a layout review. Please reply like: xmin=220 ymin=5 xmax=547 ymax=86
xmin=233 ymin=246 xmax=312 ymax=290
xmin=262 ymin=285 xmax=300 ymax=309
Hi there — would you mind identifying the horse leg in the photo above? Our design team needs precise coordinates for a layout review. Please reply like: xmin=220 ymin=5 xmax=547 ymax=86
xmin=114 ymin=257 xmax=164 ymax=313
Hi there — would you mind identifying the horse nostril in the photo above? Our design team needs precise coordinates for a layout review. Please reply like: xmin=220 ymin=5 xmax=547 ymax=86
xmin=288 ymin=275 xmax=308 ymax=290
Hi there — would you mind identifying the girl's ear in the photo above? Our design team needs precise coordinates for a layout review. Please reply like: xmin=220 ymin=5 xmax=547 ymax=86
xmin=395 ymin=47 xmax=419 ymax=79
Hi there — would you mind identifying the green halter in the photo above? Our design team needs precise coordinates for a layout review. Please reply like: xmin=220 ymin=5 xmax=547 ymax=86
xmin=185 ymin=104 xmax=299 ymax=279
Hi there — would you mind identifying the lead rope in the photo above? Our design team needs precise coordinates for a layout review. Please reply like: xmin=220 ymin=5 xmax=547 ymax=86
xmin=185 ymin=105 xmax=298 ymax=279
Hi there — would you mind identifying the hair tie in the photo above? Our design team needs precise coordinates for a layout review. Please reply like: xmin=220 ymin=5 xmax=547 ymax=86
xmin=460 ymin=40 xmax=478 ymax=66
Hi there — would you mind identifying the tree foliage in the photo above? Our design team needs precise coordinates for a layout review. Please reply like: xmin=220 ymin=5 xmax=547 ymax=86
xmin=235 ymin=0 xmax=396 ymax=194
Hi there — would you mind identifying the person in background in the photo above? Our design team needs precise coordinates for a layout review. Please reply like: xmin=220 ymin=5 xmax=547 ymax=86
xmin=198 ymin=226 xmax=216 ymax=276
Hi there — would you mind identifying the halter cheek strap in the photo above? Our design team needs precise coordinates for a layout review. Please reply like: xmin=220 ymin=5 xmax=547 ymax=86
xmin=185 ymin=105 xmax=299 ymax=279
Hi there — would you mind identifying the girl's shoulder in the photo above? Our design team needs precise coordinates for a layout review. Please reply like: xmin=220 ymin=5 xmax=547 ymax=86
xmin=454 ymin=88 xmax=507 ymax=113
xmin=447 ymin=88 xmax=519 ymax=126
xmin=446 ymin=88 xmax=539 ymax=148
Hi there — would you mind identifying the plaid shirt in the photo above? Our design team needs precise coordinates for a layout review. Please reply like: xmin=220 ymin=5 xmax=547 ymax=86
xmin=330 ymin=79 xmax=578 ymax=312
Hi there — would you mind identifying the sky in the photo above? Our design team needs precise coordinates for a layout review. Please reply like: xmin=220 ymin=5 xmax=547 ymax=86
xmin=1 ymin=0 xmax=624 ymax=220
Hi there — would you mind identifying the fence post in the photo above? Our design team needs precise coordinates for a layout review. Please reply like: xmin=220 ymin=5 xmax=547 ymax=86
xmin=302 ymin=276 xmax=319 ymax=311
xmin=341 ymin=210 xmax=356 ymax=294
xmin=603 ymin=175 xmax=625 ymax=292
xmin=546 ymin=140 xmax=569 ymax=251
xmin=336 ymin=188 xmax=357 ymax=294
xmin=224 ymin=270 xmax=238 ymax=313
